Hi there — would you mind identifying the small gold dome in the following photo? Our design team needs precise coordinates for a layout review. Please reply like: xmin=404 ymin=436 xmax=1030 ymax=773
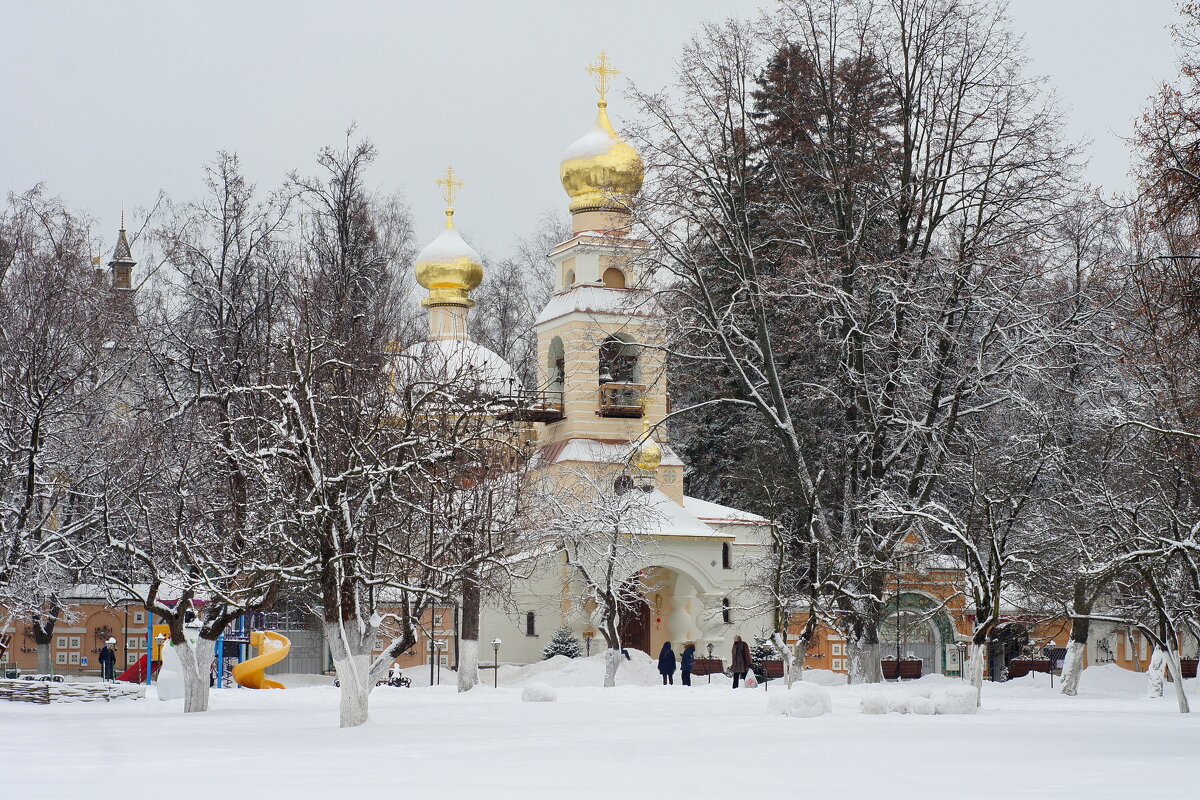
xmin=632 ymin=417 xmax=661 ymax=473
xmin=414 ymin=208 xmax=483 ymax=309
xmin=560 ymin=101 xmax=645 ymax=215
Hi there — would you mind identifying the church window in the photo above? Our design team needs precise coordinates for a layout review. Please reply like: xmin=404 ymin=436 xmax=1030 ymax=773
xmin=721 ymin=542 xmax=732 ymax=569
xmin=598 ymin=335 xmax=639 ymax=385
xmin=602 ymin=267 xmax=627 ymax=288
xmin=526 ymin=611 xmax=537 ymax=637
xmin=548 ymin=337 xmax=565 ymax=392
xmin=565 ymin=268 xmax=576 ymax=286
xmin=721 ymin=598 xmax=732 ymax=624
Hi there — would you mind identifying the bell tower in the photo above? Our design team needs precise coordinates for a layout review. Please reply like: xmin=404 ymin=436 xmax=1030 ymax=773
xmin=108 ymin=211 xmax=135 ymax=291
xmin=532 ymin=53 xmax=682 ymax=500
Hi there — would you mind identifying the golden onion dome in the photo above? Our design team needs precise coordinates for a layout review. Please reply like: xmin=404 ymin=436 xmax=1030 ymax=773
xmin=415 ymin=167 xmax=483 ymax=309
xmin=561 ymin=53 xmax=644 ymax=215
xmin=560 ymin=102 xmax=644 ymax=214
xmin=632 ymin=417 xmax=662 ymax=473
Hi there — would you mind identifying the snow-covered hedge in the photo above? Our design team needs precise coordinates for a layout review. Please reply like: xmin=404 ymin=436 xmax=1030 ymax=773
xmin=932 ymin=685 xmax=977 ymax=715
xmin=767 ymin=681 xmax=832 ymax=718
xmin=859 ymin=683 xmax=977 ymax=715
xmin=521 ymin=682 xmax=557 ymax=703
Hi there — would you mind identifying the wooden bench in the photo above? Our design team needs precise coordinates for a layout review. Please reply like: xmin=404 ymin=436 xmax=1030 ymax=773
xmin=691 ymin=658 xmax=724 ymax=676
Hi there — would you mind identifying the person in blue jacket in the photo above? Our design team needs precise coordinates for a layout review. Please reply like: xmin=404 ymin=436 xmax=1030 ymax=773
xmin=658 ymin=641 xmax=677 ymax=685
xmin=680 ymin=642 xmax=696 ymax=686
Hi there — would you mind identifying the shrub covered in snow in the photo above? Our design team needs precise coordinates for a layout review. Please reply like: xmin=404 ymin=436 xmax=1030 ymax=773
xmin=910 ymin=696 xmax=936 ymax=715
xmin=521 ymin=682 xmax=558 ymax=702
xmin=541 ymin=627 xmax=584 ymax=660
xmin=803 ymin=668 xmax=849 ymax=687
xmin=860 ymin=692 xmax=891 ymax=714
xmin=767 ymin=681 xmax=832 ymax=718
xmin=888 ymin=694 xmax=912 ymax=714
xmin=933 ymin=685 xmax=978 ymax=715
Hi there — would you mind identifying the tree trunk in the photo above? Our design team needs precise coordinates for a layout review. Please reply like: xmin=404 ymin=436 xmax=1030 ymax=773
xmin=1059 ymin=640 xmax=1086 ymax=697
xmin=603 ymin=648 xmax=621 ymax=688
xmin=847 ymin=636 xmax=883 ymax=684
xmin=36 ymin=642 xmax=51 ymax=674
xmin=177 ymin=637 xmax=215 ymax=713
xmin=324 ymin=620 xmax=373 ymax=728
xmin=772 ymin=631 xmax=799 ymax=687
xmin=458 ymin=573 xmax=480 ymax=692
xmin=965 ymin=642 xmax=986 ymax=706
xmin=1163 ymin=647 xmax=1191 ymax=713
xmin=1146 ymin=646 xmax=1166 ymax=698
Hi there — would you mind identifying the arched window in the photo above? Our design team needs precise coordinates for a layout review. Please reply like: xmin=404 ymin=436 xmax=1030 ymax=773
xmin=721 ymin=542 xmax=732 ymax=570
xmin=526 ymin=611 xmax=537 ymax=637
xmin=598 ymin=334 xmax=639 ymax=385
xmin=548 ymin=337 xmax=565 ymax=392
xmin=565 ymin=268 xmax=576 ymax=287
xmin=602 ymin=267 xmax=626 ymax=288
xmin=722 ymin=598 xmax=732 ymax=624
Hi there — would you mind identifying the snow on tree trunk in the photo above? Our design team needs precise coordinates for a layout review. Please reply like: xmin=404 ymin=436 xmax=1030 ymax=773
xmin=324 ymin=621 xmax=373 ymax=728
xmin=603 ymin=648 xmax=621 ymax=688
xmin=847 ymin=638 xmax=883 ymax=684
xmin=965 ymin=643 xmax=986 ymax=706
xmin=1059 ymin=640 xmax=1086 ymax=697
xmin=36 ymin=642 xmax=50 ymax=674
xmin=458 ymin=639 xmax=479 ymax=693
xmin=1146 ymin=646 xmax=1166 ymax=698
xmin=1164 ymin=648 xmax=1191 ymax=713
xmin=458 ymin=572 xmax=480 ymax=692
xmin=792 ymin=636 xmax=810 ymax=683
xmin=177 ymin=637 xmax=215 ymax=713
xmin=771 ymin=632 xmax=798 ymax=687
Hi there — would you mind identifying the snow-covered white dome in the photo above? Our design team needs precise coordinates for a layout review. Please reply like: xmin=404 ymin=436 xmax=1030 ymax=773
xmin=398 ymin=338 xmax=520 ymax=397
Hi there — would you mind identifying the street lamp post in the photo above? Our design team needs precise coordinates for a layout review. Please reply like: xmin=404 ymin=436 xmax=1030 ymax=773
xmin=434 ymin=640 xmax=445 ymax=685
xmin=584 ymin=632 xmax=593 ymax=658
xmin=706 ymin=643 xmax=714 ymax=684
xmin=491 ymin=638 xmax=502 ymax=688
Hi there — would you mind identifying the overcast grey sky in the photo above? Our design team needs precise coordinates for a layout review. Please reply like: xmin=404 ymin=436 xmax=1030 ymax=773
xmin=0 ymin=1 xmax=1183 ymax=261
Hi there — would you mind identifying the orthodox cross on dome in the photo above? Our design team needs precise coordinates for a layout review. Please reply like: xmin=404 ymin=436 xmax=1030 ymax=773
xmin=586 ymin=51 xmax=620 ymax=105
xmin=436 ymin=165 xmax=465 ymax=227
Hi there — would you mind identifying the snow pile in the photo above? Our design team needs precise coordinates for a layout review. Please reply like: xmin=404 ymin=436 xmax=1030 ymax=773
xmin=767 ymin=681 xmax=832 ymax=718
xmin=932 ymin=685 xmax=978 ymax=715
xmin=888 ymin=694 xmax=912 ymax=714
xmin=520 ymin=682 xmax=557 ymax=703
xmin=498 ymin=651 xmax=663 ymax=688
xmin=802 ymin=668 xmax=848 ymax=687
xmin=910 ymin=696 xmax=936 ymax=715
xmin=860 ymin=692 xmax=890 ymax=714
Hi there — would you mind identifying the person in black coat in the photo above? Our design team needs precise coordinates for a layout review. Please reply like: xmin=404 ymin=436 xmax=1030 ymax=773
xmin=657 ymin=641 xmax=677 ymax=685
xmin=99 ymin=640 xmax=117 ymax=681
xmin=680 ymin=643 xmax=696 ymax=686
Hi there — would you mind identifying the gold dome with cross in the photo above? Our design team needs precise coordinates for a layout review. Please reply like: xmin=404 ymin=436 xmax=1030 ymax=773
xmin=415 ymin=165 xmax=484 ymax=309
xmin=560 ymin=52 xmax=645 ymax=215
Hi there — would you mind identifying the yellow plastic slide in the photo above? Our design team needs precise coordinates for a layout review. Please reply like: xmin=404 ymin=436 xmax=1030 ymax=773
xmin=232 ymin=631 xmax=290 ymax=689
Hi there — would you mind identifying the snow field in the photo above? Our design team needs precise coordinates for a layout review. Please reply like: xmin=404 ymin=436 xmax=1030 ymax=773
xmin=520 ymin=682 xmax=557 ymax=702
xmin=2 ymin=661 xmax=1198 ymax=800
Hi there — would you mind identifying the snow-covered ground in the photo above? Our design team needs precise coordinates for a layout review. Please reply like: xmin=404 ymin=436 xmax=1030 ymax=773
xmin=3 ymin=655 xmax=1197 ymax=799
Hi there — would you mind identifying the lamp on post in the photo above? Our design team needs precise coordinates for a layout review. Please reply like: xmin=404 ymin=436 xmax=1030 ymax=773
xmin=584 ymin=631 xmax=593 ymax=658
xmin=706 ymin=642 xmax=714 ymax=684
xmin=492 ymin=638 xmax=502 ymax=688
xmin=434 ymin=640 xmax=446 ymax=686
xmin=957 ymin=642 xmax=968 ymax=681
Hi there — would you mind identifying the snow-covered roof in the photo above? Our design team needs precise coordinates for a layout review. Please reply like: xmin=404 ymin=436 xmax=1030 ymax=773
xmin=415 ymin=226 xmax=481 ymax=265
xmin=682 ymin=496 xmax=769 ymax=526
xmin=536 ymin=438 xmax=685 ymax=468
xmin=398 ymin=338 xmax=520 ymax=396
xmin=535 ymin=286 xmax=658 ymax=326
xmin=626 ymin=489 xmax=728 ymax=539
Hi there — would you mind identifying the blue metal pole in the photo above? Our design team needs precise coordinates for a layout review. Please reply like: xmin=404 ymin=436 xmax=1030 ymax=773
xmin=146 ymin=613 xmax=153 ymax=686
xmin=216 ymin=634 xmax=224 ymax=688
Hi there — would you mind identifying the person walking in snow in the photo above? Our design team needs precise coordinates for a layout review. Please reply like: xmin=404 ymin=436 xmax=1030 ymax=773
xmin=731 ymin=635 xmax=752 ymax=688
xmin=680 ymin=643 xmax=695 ymax=686
xmin=658 ymin=641 xmax=677 ymax=685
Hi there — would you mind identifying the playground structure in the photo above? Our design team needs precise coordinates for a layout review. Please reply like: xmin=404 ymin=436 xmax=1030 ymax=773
xmin=114 ymin=618 xmax=292 ymax=691
xmin=232 ymin=631 xmax=291 ymax=689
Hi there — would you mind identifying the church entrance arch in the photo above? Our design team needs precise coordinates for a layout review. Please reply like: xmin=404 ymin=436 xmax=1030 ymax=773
xmin=881 ymin=592 xmax=957 ymax=675
xmin=617 ymin=594 xmax=650 ymax=655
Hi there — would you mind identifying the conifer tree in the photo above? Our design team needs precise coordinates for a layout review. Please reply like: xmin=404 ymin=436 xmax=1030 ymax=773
xmin=541 ymin=626 xmax=584 ymax=660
